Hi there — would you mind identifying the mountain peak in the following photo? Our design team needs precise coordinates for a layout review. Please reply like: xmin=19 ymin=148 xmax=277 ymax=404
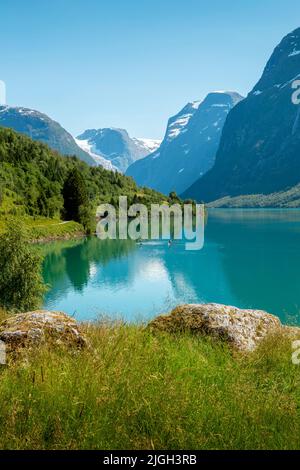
xmin=164 ymin=92 xmax=243 ymax=145
xmin=251 ymin=27 xmax=300 ymax=95
xmin=183 ymin=27 xmax=300 ymax=202
xmin=126 ymin=91 xmax=243 ymax=195
xmin=0 ymin=105 xmax=99 ymax=167
xmin=77 ymin=128 xmax=161 ymax=173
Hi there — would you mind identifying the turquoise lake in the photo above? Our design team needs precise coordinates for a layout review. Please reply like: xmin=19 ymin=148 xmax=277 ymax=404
xmin=42 ymin=209 xmax=300 ymax=325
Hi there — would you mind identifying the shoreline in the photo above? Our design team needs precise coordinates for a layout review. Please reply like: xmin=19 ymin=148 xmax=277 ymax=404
xmin=31 ymin=231 xmax=86 ymax=244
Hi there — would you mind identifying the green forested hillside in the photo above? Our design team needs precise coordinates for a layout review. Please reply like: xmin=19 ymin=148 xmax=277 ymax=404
xmin=0 ymin=127 xmax=169 ymax=220
xmin=0 ymin=105 xmax=97 ymax=166
xmin=208 ymin=184 xmax=300 ymax=208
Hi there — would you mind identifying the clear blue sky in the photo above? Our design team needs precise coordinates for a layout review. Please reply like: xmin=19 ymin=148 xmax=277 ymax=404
xmin=1 ymin=0 xmax=300 ymax=139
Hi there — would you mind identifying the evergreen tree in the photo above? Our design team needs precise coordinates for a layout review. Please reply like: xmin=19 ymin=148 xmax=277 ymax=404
xmin=169 ymin=191 xmax=179 ymax=201
xmin=0 ymin=127 xmax=176 ymax=224
xmin=62 ymin=168 xmax=89 ymax=222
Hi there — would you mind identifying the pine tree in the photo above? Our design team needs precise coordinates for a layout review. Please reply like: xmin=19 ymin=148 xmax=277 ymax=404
xmin=62 ymin=168 xmax=89 ymax=222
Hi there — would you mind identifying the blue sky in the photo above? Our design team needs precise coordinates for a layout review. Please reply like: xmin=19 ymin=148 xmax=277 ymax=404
xmin=1 ymin=0 xmax=300 ymax=139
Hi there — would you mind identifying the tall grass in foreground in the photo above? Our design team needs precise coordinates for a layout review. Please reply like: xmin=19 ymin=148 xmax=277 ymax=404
xmin=0 ymin=324 xmax=299 ymax=450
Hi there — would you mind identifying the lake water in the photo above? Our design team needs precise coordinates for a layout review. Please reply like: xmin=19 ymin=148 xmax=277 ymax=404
xmin=42 ymin=209 xmax=300 ymax=325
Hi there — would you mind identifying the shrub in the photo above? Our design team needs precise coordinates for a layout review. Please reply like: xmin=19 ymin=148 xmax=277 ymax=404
xmin=0 ymin=218 xmax=46 ymax=312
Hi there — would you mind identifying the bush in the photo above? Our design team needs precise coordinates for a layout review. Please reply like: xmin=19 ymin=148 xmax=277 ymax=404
xmin=0 ymin=218 xmax=46 ymax=312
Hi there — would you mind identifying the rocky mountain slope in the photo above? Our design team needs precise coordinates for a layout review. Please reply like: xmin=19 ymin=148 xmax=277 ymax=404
xmin=0 ymin=105 xmax=103 ymax=167
xmin=126 ymin=92 xmax=243 ymax=195
xmin=183 ymin=27 xmax=300 ymax=202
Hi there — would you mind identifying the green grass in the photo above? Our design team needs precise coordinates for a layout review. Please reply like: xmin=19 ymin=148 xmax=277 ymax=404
xmin=25 ymin=218 xmax=84 ymax=241
xmin=0 ymin=324 xmax=299 ymax=450
xmin=0 ymin=189 xmax=84 ymax=241
xmin=0 ymin=216 xmax=84 ymax=241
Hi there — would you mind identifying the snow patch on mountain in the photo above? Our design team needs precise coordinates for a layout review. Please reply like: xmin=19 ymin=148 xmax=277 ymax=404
xmin=132 ymin=138 xmax=161 ymax=154
xmin=127 ymin=91 xmax=244 ymax=195
xmin=191 ymin=100 xmax=201 ymax=109
xmin=76 ymin=128 xmax=161 ymax=173
xmin=74 ymin=138 xmax=116 ymax=171
xmin=167 ymin=114 xmax=193 ymax=141
xmin=289 ymin=49 xmax=300 ymax=57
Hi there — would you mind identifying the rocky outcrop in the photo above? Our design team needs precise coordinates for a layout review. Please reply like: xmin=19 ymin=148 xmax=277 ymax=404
xmin=148 ymin=303 xmax=300 ymax=352
xmin=0 ymin=311 xmax=86 ymax=352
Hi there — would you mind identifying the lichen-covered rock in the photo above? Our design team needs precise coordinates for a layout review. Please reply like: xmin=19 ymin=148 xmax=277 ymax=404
xmin=0 ymin=311 xmax=86 ymax=352
xmin=148 ymin=303 xmax=300 ymax=352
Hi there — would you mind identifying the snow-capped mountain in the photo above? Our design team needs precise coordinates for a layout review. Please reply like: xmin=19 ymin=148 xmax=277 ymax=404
xmin=183 ymin=27 xmax=300 ymax=202
xmin=132 ymin=138 xmax=161 ymax=155
xmin=0 ymin=105 xmax=99 ymax=166
xmin=74 ymin=137 xmax=116 ymax=171
xmin=126 ymin=92 xmax=243 ymax=195
xmin=76 ymin=128 xmax=161 ymax=173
